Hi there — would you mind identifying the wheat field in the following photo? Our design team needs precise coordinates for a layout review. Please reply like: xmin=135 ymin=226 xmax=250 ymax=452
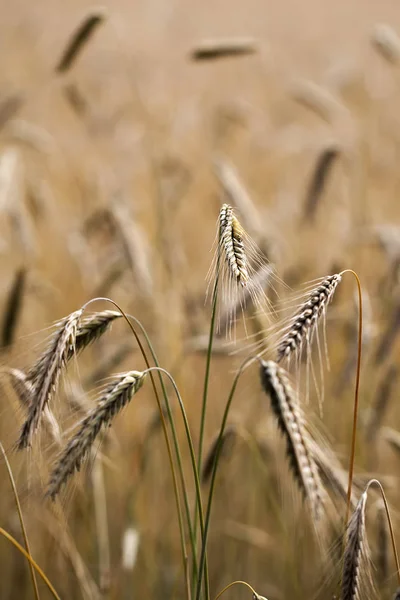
xmin=1 ymin=1 xmax=400 ymax=599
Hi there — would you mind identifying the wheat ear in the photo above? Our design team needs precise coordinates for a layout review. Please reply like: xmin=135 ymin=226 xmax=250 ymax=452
xmin=341 ymin=489 xmax=369 ymax=600
xmin=47 ymin=371 xmax=146 ymax=498
xmin=341 ymin=479 xmax=400 ymax=599
xmin=17 ymin=309 xmax=82 ymax=449
xmin=68 ymin=310 xmax=122 ymax=358
xmin=190 ymin=38 xmax=257 ymax=61
xmin=201 ymin=425 xmax=237 ymax=484
xmin=372 ymin=24 xmax=400 ymax=64
xmin=302 ymin=145 xmax=340 ymax=222
xmin=28 ymin=310 xmax=121 ymax=384
xmin=1 ymin=267 xmax=26 ymax=348
xmin=219 ymin=203 xmax=249 ymax=287
xmin=56 ymin=9 xmax=107 ymax=73
xmin=8 ymin=368 xmax=62 ymax=446
xmin=276 ymin=273 xmax=341 ymax=363
xmin=259 ymin=359 xmax=324 ymax=521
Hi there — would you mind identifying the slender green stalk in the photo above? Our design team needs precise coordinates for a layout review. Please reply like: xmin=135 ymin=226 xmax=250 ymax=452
xmin=82 ymin=298 xmax=191 ymax=599
xmin=198 ymin=272 xmax=219 ymax=472
xmin=0 ymin=528 xmax=60 ymax=600
xmin=0 ymin=442 xmax=40 ymax=600
xmin=195 ymin=355 xmax=255 ymax=600
xmin=192 ymin=254 xmax=220 ymax=596
xmin=127 ymin=315 xmax=208 ymax=597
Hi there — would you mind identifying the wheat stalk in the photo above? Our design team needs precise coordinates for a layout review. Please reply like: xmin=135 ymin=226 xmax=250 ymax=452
xmin=276 ymin=274 xmax=341 ymax=363
xmin=259 ymin=359 xmax=324 ymax=521
xmin=17 ymin=309 xmax=82 ymax=449
xmin=47 ymin=371 xmax=146 ymax=498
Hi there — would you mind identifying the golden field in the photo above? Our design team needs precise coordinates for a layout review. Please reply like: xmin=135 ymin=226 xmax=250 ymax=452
xmin=1 ymin=1 xmax=400 ymax=598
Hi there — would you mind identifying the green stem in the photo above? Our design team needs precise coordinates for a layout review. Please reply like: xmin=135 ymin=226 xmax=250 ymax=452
xmin=82 ymin=298 xmax=191 ymax=599
xmin=198 ymin=274 xmax=219 ymax=472
xmin=195 ymin=356 xmax=254 ymax=600
xmin=128 ymin=317 xmax=208 ymax=598
xmin=128 ymin=315 xmax=203 ymax=586
xmin=193 ymin=256 xmax=220 ymax=597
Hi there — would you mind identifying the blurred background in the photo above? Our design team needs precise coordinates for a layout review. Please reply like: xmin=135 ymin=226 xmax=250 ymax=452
xmin=1 ymin=0 xmax=400 ymax=598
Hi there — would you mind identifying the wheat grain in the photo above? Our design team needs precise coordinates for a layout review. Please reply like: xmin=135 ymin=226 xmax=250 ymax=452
xmin=111 ymin=200 xmax=153 ymax=299
xmin=259 ymin=360 xmax=324 ymax=521
xmin=190 ymin=38 xmax=257 ymax=61
xmin=366 ymin=364 xmax=397 ymax=443
xmin=47 ymin=371 xmax=146 ymax=498
xmin=1 ymin=268 xmax=26 ymax=348
xmin=69 ymin=310 xmax=122 ymax=358
xmin=341 ymin=489 xmax=371 ymax=600
xmin=372 ymin=24 xmax=400 ymax=64
xmin=8 ymin=367 xmax=62 ymax=446
xmin=302 ymin=145 xmax=340 ymax=222
xmin=201 ymin=424 xmax=237 ymax=484
xmin=17 ymin=309 xmax=82 ymax=449
xmin=213 ymin=158 xmax=265 ymax=243
xmin=276 ymin=274 xmax=341 ymax=363
xmin=219 ymin=203 xmax=249 ymax=287
xmin=56 ymin=9 xmax=107 ymax=73
xmin=209 ymin=203 xmax=272 ymax=335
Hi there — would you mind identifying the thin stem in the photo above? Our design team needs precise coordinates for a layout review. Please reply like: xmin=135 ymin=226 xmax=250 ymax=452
xmin=340 ymin=270 xmax=363 ymax=526
xmin=196 ymin=355 xmax=255 ymax=600
xmin=0 ymin=442 xmax=40 ymax=600
xmin=81 ymin=297 xmax=191 ymax=600
xmin=198 ymin=271 xmax=219 ymax=472
xmin=126 ymin=314 xmax=203 ymax=594
xmin=143 ymin=366 xmax=208 ymax=599
xmin=214 ymin=580 xmax=258 ymax=600
xmin=366 ymin=479 xmax=400 ymax=587
xmin=193 ymin=253 xmax=220 ymax=597
xmin=0 ymin=528 xmax=61 ymax=600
